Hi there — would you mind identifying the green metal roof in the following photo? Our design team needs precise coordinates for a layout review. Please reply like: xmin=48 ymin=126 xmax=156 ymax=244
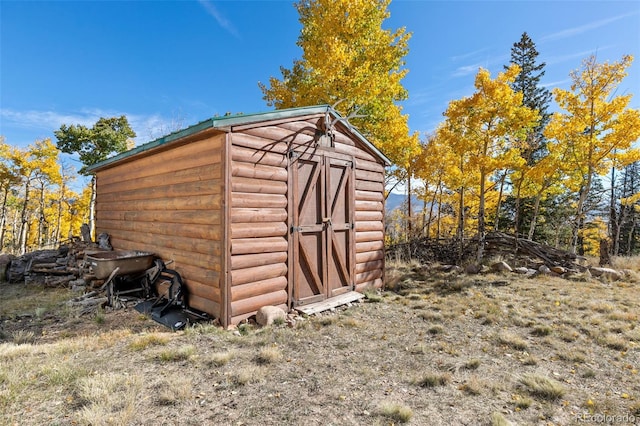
xmin=87 ymin=104 xmax=391 ymax=172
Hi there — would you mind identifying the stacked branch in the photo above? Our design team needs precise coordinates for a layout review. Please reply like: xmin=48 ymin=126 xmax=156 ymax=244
xmin=484 ymin=232 xmax=587 ymax=271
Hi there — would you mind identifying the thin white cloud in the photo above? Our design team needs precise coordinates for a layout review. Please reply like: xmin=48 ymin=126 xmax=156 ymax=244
xmin=540 ymin=12 xmax=638 ymax=42
xmin=452 ymin=63 xmax=483 ymax=77
xmin=0 ymin=108 xmax=97 ymax=131
xmin=545 ymin=46 xmax=614 ymax=67
xmin=198 ymin=0 xmax=240 ymax=38
xmin=541 ymin=78 xmax=572 ymax=89
xmin=450 ymin=47 xmax=490 ymax=62
xmin=0 ymin=108 xmax=184 ymax=146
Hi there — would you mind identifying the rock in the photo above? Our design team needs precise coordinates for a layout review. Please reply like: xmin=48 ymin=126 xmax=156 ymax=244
xmin=550 ymin=266 xmax=566 ymax=274
xmin=513 ymin=267 xmax=529 ymax=274
xmin=97 ymin=233 xmax=112 ymax=250
xmin=539 ymin=265 xmax=552 ymax=275
xmin=465 ymin=263 xmax=482 ymax=274
xmin=589 ymin=267 xmax=623 ymax=281
xmin=6 ymin=257 xmax=28 ymax=282
xmin=441 ymin=264 xmax=463 ymax=274
xmin=491 ymin=261 xmax=513 ymax=273
xmin=256 ymin=306 xmax=287 ymax=326
xmin=69 ymin=278 xmax=87 ymax=287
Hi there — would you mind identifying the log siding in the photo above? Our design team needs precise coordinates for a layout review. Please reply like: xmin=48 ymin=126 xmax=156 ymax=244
xmin=228 ymin=127 xmax=291 ymax=325
xmin=95 ymin=134 xmax=225 ymax=318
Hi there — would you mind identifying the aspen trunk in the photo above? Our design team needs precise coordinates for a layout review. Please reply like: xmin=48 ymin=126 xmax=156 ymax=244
xmin=527 ymin=193 xmax=542 ymax=241
xmin=477 ymin=171 xmax=486 ymax=263
xmin=493 ymin=171 xmax=507 ymax=232
xmin=89 ymin=176 xmax=96 ymax=241
xmin=0 ymin=186 xmax=8 ymax=249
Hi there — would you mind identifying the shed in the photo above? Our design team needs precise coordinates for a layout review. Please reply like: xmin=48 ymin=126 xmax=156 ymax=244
xmin=87 ymin=105 xmax=390 ymax=327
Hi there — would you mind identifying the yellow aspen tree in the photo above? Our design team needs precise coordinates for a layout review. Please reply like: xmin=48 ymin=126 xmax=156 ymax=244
xmin=545 ymin=55 xmax=640 ymax=254
xmin=12 ymin=139 xmax=60 ymax=254
xmin=0 ymin=140 xmax=22 ymax=250
xmin=433 ymin=121 xmax=478 ymax=259
xmin=259 ymin=0 xmax=420 ymax=169
xmin=508 ymin=135 xmax=570 ymax=242
xmin=413 ymin=133 xmax=450 ymax=239
xmin=441 ymin=65 xmax=539 ymax=262
xmin=51 ymin=162 xmax=76 ymax=244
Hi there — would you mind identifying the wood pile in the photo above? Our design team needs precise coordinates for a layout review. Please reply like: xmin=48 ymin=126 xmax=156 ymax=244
xmin=2 ymin=237 xmax=119 ymax=315
xmin=4 ymin=239 xmax=110 ymax=289
xmin=386 ymin=238 xmax=473 ymax=265
xmin=386 ymin=231 xmax=587 ymax=272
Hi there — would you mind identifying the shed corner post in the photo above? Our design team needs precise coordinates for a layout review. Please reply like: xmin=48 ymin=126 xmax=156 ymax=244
xmin=382 ymin=164 xmax=388 ymax=290
xmin=222 ymin=131 xmax=232 ymax=328
xmin=286 ymin=147 xmax=295 ymax=311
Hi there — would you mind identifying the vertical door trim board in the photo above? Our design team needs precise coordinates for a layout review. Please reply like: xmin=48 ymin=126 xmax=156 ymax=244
xmin=348 ymin=157 xmax=356 ymax=290
xmin=319 ymin=154 xmax=328 ymax=299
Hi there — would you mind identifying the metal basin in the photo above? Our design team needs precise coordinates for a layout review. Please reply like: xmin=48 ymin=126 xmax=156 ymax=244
xmin=86 ymin=250 xmax=155 ymax=279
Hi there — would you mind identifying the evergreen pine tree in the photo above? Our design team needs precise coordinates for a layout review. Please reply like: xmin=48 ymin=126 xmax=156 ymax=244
xmin=505 ymin=32 xmax=552 ymax=162
xmin=502 ymin=32 xmax=553 ymax=240
xmin=617 ymin=162 xmax=640 ymax=254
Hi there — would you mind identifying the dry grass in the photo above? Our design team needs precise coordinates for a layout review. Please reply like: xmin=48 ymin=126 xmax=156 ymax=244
xmin=491 ymin=412 xmax=513 ymax=426
xmin=128 ymin=332 xmax=171 ymax=351
xmin=155 ymin=344 xmax=196 ymax=362
xmin=255 ymin=345 xmax=283 ymax=365
xmin=459 ymin=375 xmax=483 ymax=395
xmin=75 ymin=372 xmax=143 ymax=425
xmin=206 ymin=350 xmax=235 ymax=367
xmin=519 ymin=373 xmax=566 ymax=400
xmin=415 ymin=372 xmax=451 ymax=388
xmin=611 ymin=254 xmax=640 ymax=271
xmin=155 ymin=376 xmax=193 ymax=406
xmin=377 ymin=401 xmax=413 ymax=423
xmin=232 ymin=365 xmax=266 ymax=385
xmin=0 ymin=283 xmax=72 ymax=319
xmin=496 ymin=331 xmax=528 ymax=350
xmin=1 ymin=259 xmax=639 ymax=425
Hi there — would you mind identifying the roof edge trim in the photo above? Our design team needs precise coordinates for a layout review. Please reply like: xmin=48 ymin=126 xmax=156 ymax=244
xmin=87 ymin=104 xmax=391 ymax=172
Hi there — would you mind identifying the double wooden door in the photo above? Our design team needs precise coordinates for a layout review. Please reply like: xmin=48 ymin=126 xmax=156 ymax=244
xmin=291 ymin=151 xmax=354 ymax=305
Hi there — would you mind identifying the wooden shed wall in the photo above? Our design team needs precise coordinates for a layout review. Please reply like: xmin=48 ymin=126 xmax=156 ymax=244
xmin=334 ymin=129 xmax=385 ymax=292
xmin=95 ymin=134 xmax=225 ymax=318
xmin=226 ymin=114 xmax=385 ymax=325
xmin=227 ymin=120 xmax=296 ymax=325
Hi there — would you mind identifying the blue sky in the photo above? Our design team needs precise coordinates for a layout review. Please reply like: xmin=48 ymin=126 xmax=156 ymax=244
xmin=1 ymin=0 xmax=639 ymax=165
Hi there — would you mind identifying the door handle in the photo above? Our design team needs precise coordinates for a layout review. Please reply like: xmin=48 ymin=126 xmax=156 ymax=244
xmin=322 ymin=217 xmax=332 ymax=227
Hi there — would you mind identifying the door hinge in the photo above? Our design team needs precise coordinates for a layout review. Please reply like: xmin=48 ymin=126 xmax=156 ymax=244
xmin=288 ymin=150 xmax=300 ymax=160
xmin=291 ymin=225 xmax=301 ymax=234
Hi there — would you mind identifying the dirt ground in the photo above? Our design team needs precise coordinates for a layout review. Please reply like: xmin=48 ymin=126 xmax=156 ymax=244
xmin=1 ymin=263 xmax=639 ymax=426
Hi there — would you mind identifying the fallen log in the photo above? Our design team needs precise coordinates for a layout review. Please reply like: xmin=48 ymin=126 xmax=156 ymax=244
xmin=44 ymin=275 xmax=76 ymax=287
xmin=31 ymin=267 xmax=74 ymax=276
xmin=66 ymin=296 xmax=108 ymax=307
